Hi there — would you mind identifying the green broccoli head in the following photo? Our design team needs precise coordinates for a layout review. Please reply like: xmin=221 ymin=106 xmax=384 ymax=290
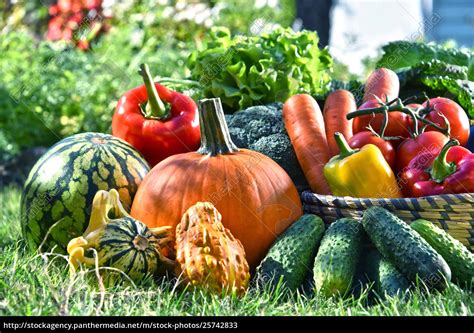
xmin=246 ymin=119 xmax=284 ymax=143
xmin=226 ymin=102 xmax=309 ymax=190
xmin=227 ymin=126 xmax=247 ymax=148
xmin=227 ymin=103 xmax=285 ymax=146
xmin=249 ymin=133 xmax=308 ymax=190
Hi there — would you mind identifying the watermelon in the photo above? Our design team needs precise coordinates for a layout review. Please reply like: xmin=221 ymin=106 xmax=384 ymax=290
xmin=21 ymin=132 xmax=150 ymax=252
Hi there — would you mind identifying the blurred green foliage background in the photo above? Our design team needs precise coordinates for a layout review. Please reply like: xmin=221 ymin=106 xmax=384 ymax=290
xmin=0 ymin=0 xmax=296 ymax=161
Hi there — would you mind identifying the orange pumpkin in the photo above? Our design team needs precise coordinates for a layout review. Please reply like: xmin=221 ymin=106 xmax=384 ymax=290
xmin=130 ymin=98 xmax=303 ymax=269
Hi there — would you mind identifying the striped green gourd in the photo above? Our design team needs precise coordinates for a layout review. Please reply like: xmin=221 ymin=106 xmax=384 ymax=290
xmin=21 ymin=132 xmax=150 ymax=252
xmin=68 ymin=189 xmax=174 ymax=282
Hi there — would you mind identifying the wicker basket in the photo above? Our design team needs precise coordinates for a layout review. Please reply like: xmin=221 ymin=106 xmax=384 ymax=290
xmin=301 ymin=192 xmax=474 ymax=252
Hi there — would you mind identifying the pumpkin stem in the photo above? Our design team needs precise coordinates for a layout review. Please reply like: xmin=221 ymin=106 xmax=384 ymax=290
xmin=197 ymin=98 xmax=239 ymax=156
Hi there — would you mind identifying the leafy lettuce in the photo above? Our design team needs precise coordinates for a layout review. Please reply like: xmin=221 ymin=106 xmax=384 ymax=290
xmin=188 ymin=27 xmax=333 ymax=112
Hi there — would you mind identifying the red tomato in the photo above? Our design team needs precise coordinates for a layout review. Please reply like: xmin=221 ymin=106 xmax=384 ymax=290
xmin=422 ymin=97 xmax=470 ymax=146
xmin=396 ymin=131 xmax=449 ymax=173
xmin=353 ymin=100 xmax=410 ymax=138
xmin=348 ymin=131 xmax=396 ymax=170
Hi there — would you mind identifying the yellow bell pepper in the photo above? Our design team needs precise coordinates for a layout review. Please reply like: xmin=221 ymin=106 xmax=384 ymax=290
xmin=324 ymin=133 xmax=402 ymax=198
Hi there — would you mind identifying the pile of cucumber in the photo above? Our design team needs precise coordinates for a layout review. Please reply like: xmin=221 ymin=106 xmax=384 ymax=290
xmin=255 ymin=207 xmax=474 ymax=299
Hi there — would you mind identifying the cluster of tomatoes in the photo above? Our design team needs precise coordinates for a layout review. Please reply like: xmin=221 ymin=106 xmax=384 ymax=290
xmin=348 ymin=96 xmax=470 ymax=178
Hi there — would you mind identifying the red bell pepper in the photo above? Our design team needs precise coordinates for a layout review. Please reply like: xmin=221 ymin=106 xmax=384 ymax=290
xmin=400 ymin=139 xmax=474 ymax=197
xmin=112 ymin=64 xmax=200 ymax=167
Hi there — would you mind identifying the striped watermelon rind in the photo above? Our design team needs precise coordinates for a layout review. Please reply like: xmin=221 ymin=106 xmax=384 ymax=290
xmin=21 ymin=132 xmax=150 ymax=252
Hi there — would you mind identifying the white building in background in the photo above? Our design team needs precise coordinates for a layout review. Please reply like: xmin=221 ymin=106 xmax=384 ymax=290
xmin=428 ymin=0 xmax=474 ymax=46
xmin=328 ymin=0 xmax=473 ymax=76
xmin=329 ymin=0 xmax=431 ymax=75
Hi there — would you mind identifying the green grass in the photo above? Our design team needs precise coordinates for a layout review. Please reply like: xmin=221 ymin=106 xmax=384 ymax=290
xmin=0 ymin=186 xmax=472 ymax=316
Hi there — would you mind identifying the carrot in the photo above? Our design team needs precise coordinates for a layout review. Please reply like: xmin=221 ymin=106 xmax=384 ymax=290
xmin=283 ymin=94 xmax=331 ymax=195
xmin=363 ymin=68 xmax=400 ymax=103
xmin=323 ymin=90 xmax=356 ymax=157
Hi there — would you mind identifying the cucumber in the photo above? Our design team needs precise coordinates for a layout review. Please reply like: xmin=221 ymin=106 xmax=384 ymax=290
xmin=350 ymin=233 xmax=373 ymax=299
xmin=362 ymin=207 xmax=451 ymax=290
xmin=255 ymin=214 xmax=325 ymax=292
xmin=410 ymin=219 xmax=474 ymax=287
xmin=365 ymin=248 xmax=410 ymax=299
xmin=301 ymin=270 xmax=316 ymax=297
xmin=351 ymin=255 xmax=372 ymax=299
xmin=313 ymin=218 xmax=363 ymax=297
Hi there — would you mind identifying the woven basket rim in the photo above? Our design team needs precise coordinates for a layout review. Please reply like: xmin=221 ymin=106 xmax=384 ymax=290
xmin=301 ymin=191 xmax=474 ymax=201
xmin=301 ymin=191 xmax=474 ymax=210
xmin=301 ymin=191 xmax=474 ymax=251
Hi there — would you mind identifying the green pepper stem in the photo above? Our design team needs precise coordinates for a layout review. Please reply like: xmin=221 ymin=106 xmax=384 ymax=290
xmin=334 ymin=132 xmax=355 ymax=158
xmin=155 ymin=77 xmax=200 ymax=87
xmin=138 ymin=63 xmax=168 ymax=119
xmin=430 ymin=139 xmax=459 ymax=183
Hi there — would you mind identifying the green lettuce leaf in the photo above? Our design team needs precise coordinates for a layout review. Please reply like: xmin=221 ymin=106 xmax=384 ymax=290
xmin=188 ymin=27 xmax=333 ymax=112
